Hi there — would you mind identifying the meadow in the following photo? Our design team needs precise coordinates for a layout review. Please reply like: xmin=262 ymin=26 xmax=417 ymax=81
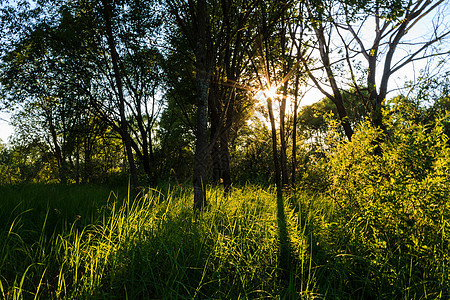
xmin=0 ymin=180 xmax=448 ymax=299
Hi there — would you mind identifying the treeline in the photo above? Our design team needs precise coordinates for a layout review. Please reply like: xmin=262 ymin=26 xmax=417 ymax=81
xmin=0 ymin=0 xmax=449 ymax=204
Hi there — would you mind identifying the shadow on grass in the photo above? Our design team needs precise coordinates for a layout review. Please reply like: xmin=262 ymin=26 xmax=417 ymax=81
xmin=276 ymin=190 xmax=291 ymax=282
xmin=100 ymin=212 xmax=211 ymax=299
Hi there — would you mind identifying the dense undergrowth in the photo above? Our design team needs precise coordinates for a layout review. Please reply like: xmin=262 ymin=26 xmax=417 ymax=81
xmin=1 ymin=117 xmax=450 ymax=299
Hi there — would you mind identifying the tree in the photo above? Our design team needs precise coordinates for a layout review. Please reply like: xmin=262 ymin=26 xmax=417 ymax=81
xmin=61 ymin=0 xmax=164 ymax=188
xmin=0 ymin=21 xmax=82 ymax=183
xmin=1 ymin=0 xmax=165 ymax=187
xmin=100 ymin=0 xmax=140 ymax=188
xmin=207 ymin=0 xmax=261 ymax=194
xmin=166 ymin=0 xmax=215 ymax=209
xmin=166 ymin=0 xmax=265 ymax=206
xmin=157 ymin=27 xmax=197 ymax=183
xmin=299 ymin=0 xmax=450 ymax=140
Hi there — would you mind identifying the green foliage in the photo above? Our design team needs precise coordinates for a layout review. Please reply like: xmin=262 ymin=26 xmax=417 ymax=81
xmin=0 ymin=142 xmax=21 ymax=185
xmin=322 ymin=115 xmax=450 ymax=297
xmin=298 ymin=90 xmax=367 ymax=143
xmin=230 ymin=116 xmax=274 ymax=185
xmin=1 ymin=161 xmax=450 ymax=299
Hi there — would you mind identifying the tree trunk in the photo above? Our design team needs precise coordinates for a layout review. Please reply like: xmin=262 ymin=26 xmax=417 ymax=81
xmin=291 ymin=72 xmax=299 ymax=187
xmin=279 ymin=14 xmax=290 ymax=187
xmin=221 ymin=84 xmax=236 ymax=195
xmin=220 ymin=130 xmax=232 ymax=195
xmin=193 ymin=75 xmax=209 ymax=210
xmin=280 ymin=82 xmax=289 ymax=187
xmin=310 ymin=10 xmax=353 ymax=141
xmin=47 ymin=111 xmax=66 ymax=184
xmin=102 ymin=0 xmax=140 ymax=190
xmin=193 ymin=0 xmax=210 ymax=211
xmin=268 ymin=97 xmax=282 ymax=197
xmin=209 ymin=85 xmax=222 ymax=184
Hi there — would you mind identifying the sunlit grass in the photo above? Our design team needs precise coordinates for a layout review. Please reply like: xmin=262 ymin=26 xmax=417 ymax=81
xmin=0 ymin=183 xmax=448 ymax=299
xmin=0 ymin=184 xmax=317 ymax=299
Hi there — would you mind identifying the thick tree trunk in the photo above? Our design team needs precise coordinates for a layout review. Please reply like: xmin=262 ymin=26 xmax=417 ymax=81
xmin=193 ymin=0 xmax=210 ymax=211
xmin=193 ymin=74 xmax=209 ymax=210
xmin=209 ymin=87 xmax=222 ymax=184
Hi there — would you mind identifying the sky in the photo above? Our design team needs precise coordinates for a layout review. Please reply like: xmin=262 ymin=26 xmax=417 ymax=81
xmin=0 ymin=112 xmax=13 ymax=144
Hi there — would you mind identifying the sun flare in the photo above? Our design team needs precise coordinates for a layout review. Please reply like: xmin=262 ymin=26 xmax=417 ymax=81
xmin=254 ymin=85 xmax=279 ymax=103
xmin=263 ymin=85 xmax=278 ymax=99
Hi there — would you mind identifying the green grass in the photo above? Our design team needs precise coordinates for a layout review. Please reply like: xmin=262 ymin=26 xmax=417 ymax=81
xmin=0 ymin=184 xmax=448 ymax=299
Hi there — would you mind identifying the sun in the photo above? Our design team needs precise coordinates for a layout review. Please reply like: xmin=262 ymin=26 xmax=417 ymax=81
xmin=254 ymin=85 xmax=279 ymax=103
xmin=263 ymin=85 xmax=278 ymax=99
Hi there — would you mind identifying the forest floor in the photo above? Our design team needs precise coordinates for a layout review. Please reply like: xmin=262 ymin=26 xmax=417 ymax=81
xmin=0 ymin=183 xmax=448 ymax=299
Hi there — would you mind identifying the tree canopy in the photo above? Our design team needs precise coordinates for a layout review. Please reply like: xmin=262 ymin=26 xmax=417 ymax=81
xmin=0 ymin=0 xmax=448 ymax=203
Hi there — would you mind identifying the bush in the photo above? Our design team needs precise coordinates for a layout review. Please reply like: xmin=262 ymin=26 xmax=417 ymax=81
xmin=323 ymin=118 xmax=450 ymax=297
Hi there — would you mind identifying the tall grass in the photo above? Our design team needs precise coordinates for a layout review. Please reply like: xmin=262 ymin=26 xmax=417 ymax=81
xmin=0 ymin=183 xmax=448 ymax=299
xmin=0 ymin=184 xmax=317 ymax=299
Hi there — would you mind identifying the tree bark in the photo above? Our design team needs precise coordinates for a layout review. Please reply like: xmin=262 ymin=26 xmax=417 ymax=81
xmin=305 ymin=1 xmax=353 ymax=140
xmin=291 ymin=72 xmax=300 ymax=187
xmin=280 ymin=82 xmax=289 ymax=187
xmin=220 ymin=128 xmax=232 ymax=195
xmin=279 ymin=14 xmax=290 ymax=187
xmin=209 ymin=95 xmax=222 ymax=184
xmin=268 ymin=97 xmax=282 ymax=198
xmin=193 ymin=0 xmax=210 ymax=211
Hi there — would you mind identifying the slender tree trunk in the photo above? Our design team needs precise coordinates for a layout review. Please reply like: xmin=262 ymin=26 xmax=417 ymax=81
xmin=220 ymin=130 xmax=232 ymax=195
xmin=291 ymin=73 xmax=299 ymax=187
xmin=148 ymin=130 xmax=156 ymax=186
xmin=221 ymin=86 xmax=236 ymax=195
xmin=135 ymin=109 xmax=153 ymax=185
xmin=193 ymin=75 xmax=209 ymax=210
xmin=280 ymin=82 xmax=289 ymax=187
xmin=268 ymin=94 xmax=291 ymax=276
xmin=367 ymin=51 xmax=386 ymax=135
xmin=47 ymin=112 xmax=66 ymax=183
xmin=75 ymin=136 xmax=80 ymax=184
xmin=334 ymin=97 xmax=353 ymax=141
xmin=83 ymin=135 xmax=91 ymax=182
xmin=279 ymin=14 xmax=289 ymax=187
xmin=102 ymin=0 xmax=140 ymax=190
xmin=211 ymin=139 xmax=222 ymax=183
xmin=307 ymin=2 xmax=353 ymax=141
xmin=268 ymin=97 xmax=282 ymax=197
